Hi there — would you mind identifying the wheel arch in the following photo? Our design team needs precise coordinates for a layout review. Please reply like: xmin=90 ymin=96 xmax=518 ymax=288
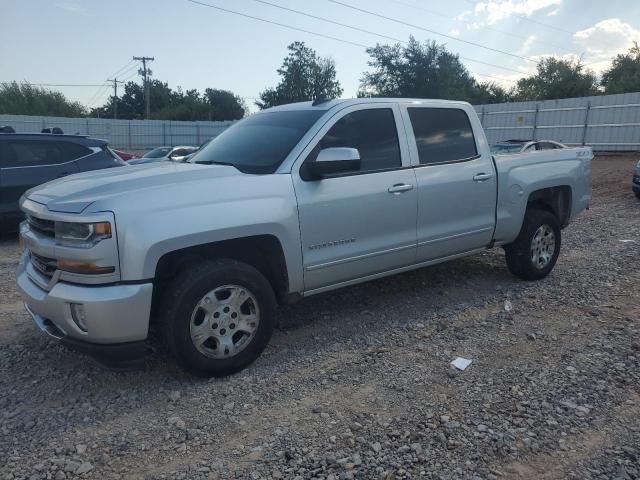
xmin=526 ymin=185 xmax=572 ymax=228
xmin=152 ymin=235 xmax=290 ymax=315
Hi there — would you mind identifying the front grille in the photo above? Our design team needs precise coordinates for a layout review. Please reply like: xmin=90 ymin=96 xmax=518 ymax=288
xmin=30 ymin=252 xmax=57 ymax=278
xmin=27 ymin=215 xmax=55 ymax=238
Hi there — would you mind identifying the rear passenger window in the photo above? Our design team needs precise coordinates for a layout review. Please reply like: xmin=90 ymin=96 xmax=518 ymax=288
xmin=316 ymin=108 xmax=401 ymax=173
xmin=408 ymin=108 xmax=477 ymax=165
xmin=0 ymin=140 xmax=90 ymax=168
xmin=58 ymin=142 xmax=91 ymax=160
xmin=1 ymin=141 xmax=59 ymax=167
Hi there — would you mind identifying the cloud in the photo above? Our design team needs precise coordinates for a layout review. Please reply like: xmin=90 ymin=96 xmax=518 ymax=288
xmin=457 ymin=0 xmax=561 ymax=27
xmin=517 ymin=35 xmax=537 ymax=55
xmin=449 ymin=28 xmax=461 ymax=37
xmin=573 ymin=18 xmax=640 ymax=71
xmin=55 ymin=2 xmax=89 ymax=16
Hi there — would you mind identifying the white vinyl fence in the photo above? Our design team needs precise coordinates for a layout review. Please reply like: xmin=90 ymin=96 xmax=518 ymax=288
xmin=0 ymin=115 xmax=236 ymax=151
xmin=475 ymin=91 xmax=640 ymax=151
xmin=2 ymin=91 xmax=639 ymax=152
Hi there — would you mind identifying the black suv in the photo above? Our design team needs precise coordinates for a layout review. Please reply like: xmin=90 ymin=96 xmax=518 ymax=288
xmin=0 ymin=133 xmax=125 ymax=232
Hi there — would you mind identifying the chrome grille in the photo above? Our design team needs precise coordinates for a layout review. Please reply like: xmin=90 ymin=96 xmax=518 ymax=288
xmin=27 ymin=215 xmax=55 ymax=238
xmin=30 ymin=252 xmax=57 ymax=278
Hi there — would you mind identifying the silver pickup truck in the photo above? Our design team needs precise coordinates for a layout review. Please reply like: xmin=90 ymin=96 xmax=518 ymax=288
xmin=16 ymin=98 xmax=592 ymax=376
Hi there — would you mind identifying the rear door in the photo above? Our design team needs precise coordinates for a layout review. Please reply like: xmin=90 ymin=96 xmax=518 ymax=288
xmin=0 ymin=138 xmax=82 ymax=223
xmin=400 ymin=104 xmax=497 ymax=261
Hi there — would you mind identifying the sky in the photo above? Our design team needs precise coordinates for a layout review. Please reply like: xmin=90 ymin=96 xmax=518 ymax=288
xmin=2 ymin=0 xmax=640 ymax=112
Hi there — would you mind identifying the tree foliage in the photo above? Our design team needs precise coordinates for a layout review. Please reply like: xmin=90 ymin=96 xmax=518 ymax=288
xmin=0 ymin=81 xmax=87 ymax=117
xmin=359 ymin=37 xmax=509 ymax=104
xmin=257 ymin=41 xmax=343 ymax=109
xmin=601 ymin=42 xmax=640 ymax=94
xmin=514 ymin=57 xmax=599 ymax=101
xmin=91 ymin=81 xmax=246 ymax=121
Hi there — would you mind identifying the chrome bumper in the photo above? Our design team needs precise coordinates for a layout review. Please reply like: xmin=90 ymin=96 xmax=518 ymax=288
xmin=17 ymin=252 xmax=153 ymax=344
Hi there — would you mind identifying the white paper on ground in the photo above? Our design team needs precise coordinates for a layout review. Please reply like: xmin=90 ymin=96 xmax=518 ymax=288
xmin=451 ymin=357 xmax=472 ymax=371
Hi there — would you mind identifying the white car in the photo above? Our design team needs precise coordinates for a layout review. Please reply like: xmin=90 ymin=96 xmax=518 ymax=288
xmin=491 ymin=140 xmax=566 ymax=155
xmin=130 ymin=146 xmax=197 ymax=165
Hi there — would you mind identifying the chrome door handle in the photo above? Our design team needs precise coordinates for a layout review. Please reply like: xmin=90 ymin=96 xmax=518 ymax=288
xmin=388 ymin=183 xmax=414 ymax=194
xmin=473 ymin=173 xmax=493 ymax=182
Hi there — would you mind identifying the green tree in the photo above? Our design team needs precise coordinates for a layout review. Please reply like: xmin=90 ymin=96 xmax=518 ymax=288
xmin=601 ymin=42 xmax=640 ymax=94
xmin=91 ymin=82 xmax=245 ymax=121
xmin=514 ymin=57 xmax=599 ymax=100
xmin=0 ymin=81 xmax=86 ymax=117
xmin=473 ymin=81 xmax=513 ymax=104
xmin=359 ymin=37 xmax=507 ymax=103
xmin=203 ymin=89 xmax=246 ymax=120
xmin=257 ymin=41 xmax=343 ymax=109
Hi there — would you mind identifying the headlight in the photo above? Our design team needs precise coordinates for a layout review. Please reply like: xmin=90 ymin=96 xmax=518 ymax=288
xmin=55 ymin=221 xmax=112 ymax=248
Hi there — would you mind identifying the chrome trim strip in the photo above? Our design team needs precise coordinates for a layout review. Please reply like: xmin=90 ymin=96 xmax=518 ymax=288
xmin=417 ymin=227 xmax=493 ymax=247
xmin=305 ymin=243 xmax=415 ymax=272
xmin=0 ymin=149 xmax=99 ymax=170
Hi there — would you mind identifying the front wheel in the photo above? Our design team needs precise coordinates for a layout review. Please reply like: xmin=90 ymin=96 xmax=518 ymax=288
xmin=504 ymin=209 xmax=561 ymax=281
xmin=159 ymin=259 xmax=276 ymax=377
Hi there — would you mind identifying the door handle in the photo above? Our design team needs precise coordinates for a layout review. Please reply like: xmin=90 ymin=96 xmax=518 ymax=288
xmin=473 ymin=173 xmax=493 ymax=182
xmin=387 ymin=183 xmax=414 ymax=194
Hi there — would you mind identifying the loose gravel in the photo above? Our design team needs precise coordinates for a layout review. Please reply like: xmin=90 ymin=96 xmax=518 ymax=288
xmin=1 ymin=155 xmax=638 ymax=480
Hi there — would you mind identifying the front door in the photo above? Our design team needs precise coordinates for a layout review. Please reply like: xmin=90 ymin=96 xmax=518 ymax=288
xmin=292 ymin=105 xmax=418 ymax=292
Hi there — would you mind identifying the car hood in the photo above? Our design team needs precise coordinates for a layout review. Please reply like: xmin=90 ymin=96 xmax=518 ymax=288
xmin=26 ymin=162 xmax=244 ymax=213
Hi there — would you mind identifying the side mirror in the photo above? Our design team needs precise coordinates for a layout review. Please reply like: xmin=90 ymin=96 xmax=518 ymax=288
xmin=309 ymin=147 xmax=361 ymax=178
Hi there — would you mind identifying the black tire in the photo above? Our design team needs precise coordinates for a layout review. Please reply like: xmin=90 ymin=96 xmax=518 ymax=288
xmin=635 ymin=190 xmax=640 ymax=200
xmin=504 ymin=209 xmax=561 ymax=281
xmin=158 ymin=259 xmax=276 ymax=377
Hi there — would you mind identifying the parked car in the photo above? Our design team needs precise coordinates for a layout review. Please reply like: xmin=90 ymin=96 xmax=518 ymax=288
xmin=183 ymin=138 xmax=213 ymax=163
xmin=0 ymin=133 xmax=124 ymax=232
xmin=112 ymin=149 xmax=138 ymax=161
xmin=16 ymin=98 xmax=592 ymax=376
xmin=139 ymin=146 xmax=197 ymax=163
xmin=491 ymin=139 xmax=566 ymax=155
xmin=633 ymin=160 xmax=640 ymax=199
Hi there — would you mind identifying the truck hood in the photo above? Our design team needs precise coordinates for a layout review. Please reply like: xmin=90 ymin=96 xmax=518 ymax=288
xmin=27 ymin=162 xmax=244 ymax=213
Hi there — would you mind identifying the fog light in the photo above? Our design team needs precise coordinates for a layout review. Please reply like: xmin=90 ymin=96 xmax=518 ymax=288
xmin=70 ymin=303 xmax=88 ymax=332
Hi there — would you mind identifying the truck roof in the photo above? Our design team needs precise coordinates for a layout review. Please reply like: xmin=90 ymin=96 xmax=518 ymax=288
xmin=265 ymin=97 xmax=473 ymax=112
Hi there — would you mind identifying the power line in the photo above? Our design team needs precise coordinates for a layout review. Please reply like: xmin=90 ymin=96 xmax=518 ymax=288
xmin=249 ymin=0 xmax=408 ymax=45
xmin=4 ymin=82 xmax=107 ymax=87
xmin=391 ymin=0 xmax=574 ymax=54
xmin=187 ymin=0 xmax=368 ymax=47
xmin=86 ymin=60 xmax=138 ymax=110
xmin=190 ymin=0 xmax=524 ymax=76
xmin=327 ymin=0 xmax=538 ymax=63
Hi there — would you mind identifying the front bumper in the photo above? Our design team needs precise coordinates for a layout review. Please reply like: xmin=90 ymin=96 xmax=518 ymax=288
xmin=17 ymin=252 xmax=153 ymax=368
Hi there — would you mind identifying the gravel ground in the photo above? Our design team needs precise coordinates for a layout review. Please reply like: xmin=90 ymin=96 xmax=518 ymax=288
xmin=1 ymin=154 xmax=638 ymax=480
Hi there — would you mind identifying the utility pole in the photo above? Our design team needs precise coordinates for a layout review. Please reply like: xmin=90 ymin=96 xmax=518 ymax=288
xmin=133 ymin=56 xmax=154 ymax=119
xmin=107 ymin=78 xmax=124 ymax=119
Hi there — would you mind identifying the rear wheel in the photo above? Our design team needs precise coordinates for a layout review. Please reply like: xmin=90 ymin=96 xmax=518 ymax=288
xmin=159 ymin=259 xmax=276 ymax=377
xmin=504 ymin=209 xmax=561 ymax=281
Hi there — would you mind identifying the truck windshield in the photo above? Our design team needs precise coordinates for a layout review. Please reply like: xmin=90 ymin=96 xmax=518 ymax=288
xmin=190 ymin=110 xmax=324 ymax=173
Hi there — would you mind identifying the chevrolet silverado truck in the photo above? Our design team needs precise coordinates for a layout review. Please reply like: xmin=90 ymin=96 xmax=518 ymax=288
xmin=16 ymin=98 xmax=592 ymax=377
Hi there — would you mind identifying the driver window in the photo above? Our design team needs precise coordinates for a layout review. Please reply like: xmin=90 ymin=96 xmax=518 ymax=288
xmin=314 ymin=108 xmax=401 ymax=173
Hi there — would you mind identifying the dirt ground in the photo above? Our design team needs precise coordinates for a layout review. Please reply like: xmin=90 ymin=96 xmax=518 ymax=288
xmin=0 ymin=154 xmax=638 ymax=480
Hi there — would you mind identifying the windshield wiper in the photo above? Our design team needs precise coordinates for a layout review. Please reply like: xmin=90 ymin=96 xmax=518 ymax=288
xmin=193 ymin=160 xmax=236 ymax=167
